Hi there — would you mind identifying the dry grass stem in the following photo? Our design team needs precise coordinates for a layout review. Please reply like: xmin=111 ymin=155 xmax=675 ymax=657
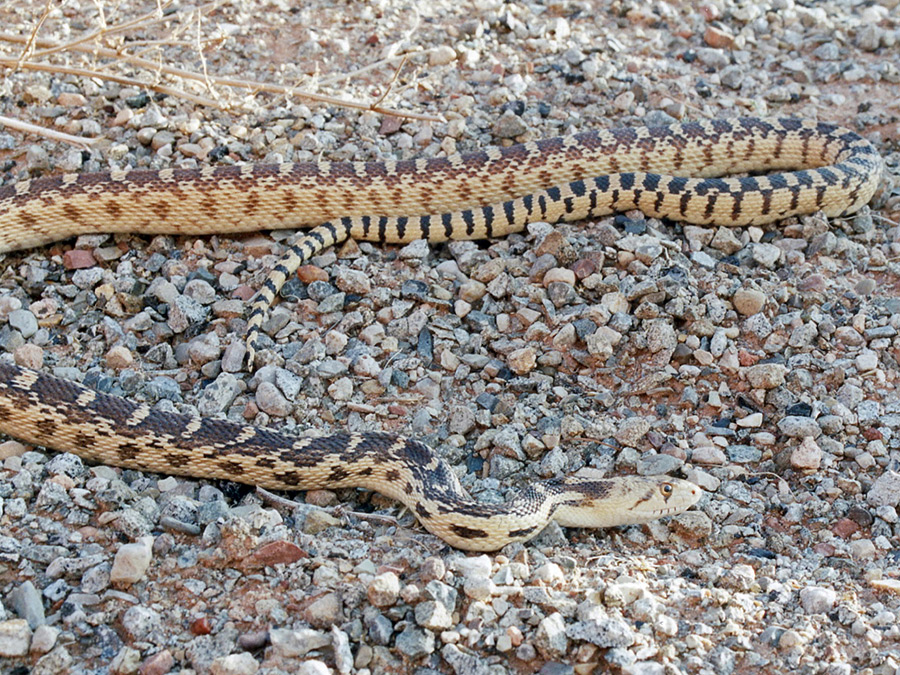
xmin=0 ymin=3 xmax=442 ymax=123
xmin=0 ymin=55 xmax=220 ymax=108
xmin=0 ymin=114 xmax=99 ymax=147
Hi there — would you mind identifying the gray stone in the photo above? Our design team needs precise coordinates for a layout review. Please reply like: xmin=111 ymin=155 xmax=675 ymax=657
xmin=708 ymin=646 xmax=736 ymax=675
xmin=394 ymin=625 xmax=435 ymax=658
xmin=120 ymin=605 xmax=160 ymax=641
xmin=636 ymin=453 xmax=683 ymax=475
xmin=720 ymin=65 xmax=745 ymax=89
xmin=751 ymin=243 xmax=781 ymax=267
xmin=187 ymin=333 xmax=221 ymax=365
xmin=71 ymin=267 xmax=104 ymax=290
xmin=183 ymin=279 xmax=216 ymax=305
xmin=9 ymin=580 xmax=44 ymax=628
xmin=424 ymin=580 xmax=457 ymax=610
xmin=221 ymin=341 xmax=247 ymax=373
xmin=442 ymin=644 xmax=494 ymax=675
xmin=255 ymin=381 xmax=292 ymax=417
xmin=398 ymin=239 xmax=430 ymax=260
xmin=691 ymin=251 xmax=717 ymax=268
xmin=317 ymin=292 xmax=345 ymax=314
xmin=303 ymin=592 xmax=341 ymax=628
xmin=168 ymin=294 xmax=209 ymax=333
xmin=45 ymin=453 xmax=87 ymax=479
xmin=268 ymin=628 xmax=329 ymax=658
xmin=494 ymin=110 xmax=528 ymax=138
xmin=7 ymin=309 xmax=38 ymax=338
xmin=867 ymin=471 xmax=900 ymax=508
xmin=836 ymin=383 xmax=864 ymax=409
xmin=331 ymin=626 xmax=353 ymax=675
xmin=364 ymin=611 xmax=393 ymax=645
xmin=147 ymin=376 xmax=182 ymax=402
xmin=535 ymin=612 xmax=568 ymax=659
xmin=566 ymin=616 xmax=635 ymax=648
xmin=726 ymin=445 xmax=762 ymax=463
xmin=777 ymin=416 xmax=821 ymax=438
xmin=261 ymin=307 xmax=291 ymax=335
xmin=615 ymin=417 xmax=650 ymax=448
xmin=813 ymin=41 xmax=840 ymax=60
xmin=197 ymin=372 xmax=242 ymax=416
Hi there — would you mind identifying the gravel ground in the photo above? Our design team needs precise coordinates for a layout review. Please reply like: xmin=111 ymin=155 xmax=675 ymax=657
xmin=1 ymin=0 xmax=900 ymax=674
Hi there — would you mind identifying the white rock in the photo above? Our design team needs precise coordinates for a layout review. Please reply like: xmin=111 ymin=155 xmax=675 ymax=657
xmin=799 ymin=586 xmax=836 ymax=614
xmin=451 ymin=554 xmax=492 ymax=578
xmin=463 ymin=575 xmax=496 ymax=601
xmin=737 ymin=412 xmax=763 ymax=427
xmin=532 ymin=562 xmax=566 ymax=587
xmin=29 ymin=624 xmax=59 ymax=654
xmin=367 ymin=572 xmax=400 ymax=607
xmin=855 ymin=350 xmax=879 ymax=372
xmin=209 ymin=652 xmax=259 ymax=675
xmin=110 ymin=536 xmax=154 ymax=585
xmin=790 ymin=437 xmax=823 ymax=470
xmin=867 ymin=471 xmax=900 ymax=507
xmin=268 ymin=628 xmax=330 ymax=658
xmin=0 ymin=619 xmax=31 ymax=657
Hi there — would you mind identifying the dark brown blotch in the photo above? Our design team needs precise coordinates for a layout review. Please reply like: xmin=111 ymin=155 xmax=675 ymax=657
xmin=217 ymin=460 xmax=245 ymax=476
xmin=507 ymin=525 xmax=537 ymax=539
xmin=276 ymin=470 xmax=300 ymax=486
xmin=165 ymin=452 xmax=192 ymax=468
xmin=449 ymin=524 xmax=489 ymax=540
xmin=328 ymin=465 xmax=351 ymax=482
xmin=116 ymin=442 xmax=142 ymax=460
xmin=34 ymin=418 xmax=59 ymax=438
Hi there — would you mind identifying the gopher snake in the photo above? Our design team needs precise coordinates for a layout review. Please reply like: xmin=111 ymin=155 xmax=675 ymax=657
xmin=0 ymin=117 xmax=883 ymax=549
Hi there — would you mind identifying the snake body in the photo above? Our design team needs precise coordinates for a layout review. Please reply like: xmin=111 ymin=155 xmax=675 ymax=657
xmin=0 ymin=117 xmax=884 ymax=549
xmin=0 ymin=362 xmax=699 ymax=550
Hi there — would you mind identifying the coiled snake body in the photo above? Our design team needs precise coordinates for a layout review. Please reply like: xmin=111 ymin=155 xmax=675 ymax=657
xmin=0 ymin=117 xmax=883 ymax=549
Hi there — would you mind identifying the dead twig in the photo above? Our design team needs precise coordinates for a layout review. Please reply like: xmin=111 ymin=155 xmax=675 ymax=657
xmin=0 ymin=55 xmax=220 ymax=108
xmin=13 ymin=0 xmax=52 ymax=71
xmin=0 ymin=113 xmax=100 ymax=147
xmin=255 ymin=486 xmax=404 ymax=528
xmin=0 ymin=16 xmax=443 ymax=122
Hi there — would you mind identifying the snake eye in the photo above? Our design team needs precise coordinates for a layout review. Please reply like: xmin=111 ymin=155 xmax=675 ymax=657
xmin=661 ymin=482 xmax=674 ymax=496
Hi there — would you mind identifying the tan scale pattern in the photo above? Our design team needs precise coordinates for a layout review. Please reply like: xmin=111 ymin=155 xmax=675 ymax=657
xmin=0 ymin=363 xmax=699 ymax=550
xmin=0 ymin=117 xmax=884 ymax=549
xmin=240 ymin=117 xmax=882 ymax=361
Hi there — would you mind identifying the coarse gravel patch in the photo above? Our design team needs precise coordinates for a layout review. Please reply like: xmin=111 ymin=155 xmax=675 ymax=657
xmin=0 ymin=0 xmax=899 ymax=674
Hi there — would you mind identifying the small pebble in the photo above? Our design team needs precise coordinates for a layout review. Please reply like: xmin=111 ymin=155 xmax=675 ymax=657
xmin=110 ymin=537 xmax=154 ymax=585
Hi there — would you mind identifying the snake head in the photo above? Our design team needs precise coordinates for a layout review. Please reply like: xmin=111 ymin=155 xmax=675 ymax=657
xmin=553 ymin=475 xmax=702 ymax=529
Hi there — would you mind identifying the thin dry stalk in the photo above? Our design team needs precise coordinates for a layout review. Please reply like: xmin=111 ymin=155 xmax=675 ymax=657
xmin=0 ymin=55 xmax=220 ymax=108
xmin=14 ymin=0 xmax=53 ymax=69
xmin=0 ymin=3 xmax=442 ymax=123
xmin=0 ymin=114 xmax=99 ymax=147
